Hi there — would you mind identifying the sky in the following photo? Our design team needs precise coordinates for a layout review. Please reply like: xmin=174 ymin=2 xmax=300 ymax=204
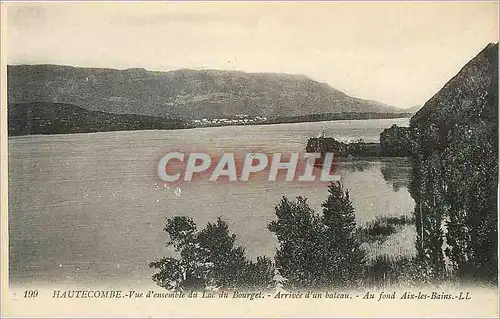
xmin=4 ymin=1 xmax=499 ymax=109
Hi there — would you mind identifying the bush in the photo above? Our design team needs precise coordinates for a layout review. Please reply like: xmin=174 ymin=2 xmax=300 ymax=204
xmin=268 ymin=182 xmax=366 ymax=289
xmin=149 ymin=216 xmax=274 ymax=291
xmin=380 ymin=125 xmax=412 ymax=157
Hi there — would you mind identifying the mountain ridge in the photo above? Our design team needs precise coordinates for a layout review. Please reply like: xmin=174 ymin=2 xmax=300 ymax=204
xmin=8 ymin=64 xmax=404 ymax=119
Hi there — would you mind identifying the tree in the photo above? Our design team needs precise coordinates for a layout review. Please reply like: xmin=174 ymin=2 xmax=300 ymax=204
xmin=321 ymin=182 xmax=366 ymax=287
xmin=268 ymin=182 xmax=366 ymax=289
xmin=268 ymin=196 xmax=325 ymax=288
xmin=150 ymin=216 xmax=274 ymax=291
xmin=149 ymin=216 xmax=206 ymax=291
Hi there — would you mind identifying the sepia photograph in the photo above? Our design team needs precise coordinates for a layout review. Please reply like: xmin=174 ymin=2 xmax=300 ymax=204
xmin=1 ymin=1 xmax=498 ymax=317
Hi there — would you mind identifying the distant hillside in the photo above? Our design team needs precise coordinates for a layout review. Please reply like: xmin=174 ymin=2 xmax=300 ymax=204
xmin=404 ymin=105 xmax=422 ymax=114
xmin=8 ymin=102 xmax=185 ymax=136
xmin=8 ymin=65 xmax=404 ymax=119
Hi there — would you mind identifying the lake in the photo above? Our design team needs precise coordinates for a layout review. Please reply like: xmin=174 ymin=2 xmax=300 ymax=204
xmin=8 ymin=118 xmax=415 ymax=287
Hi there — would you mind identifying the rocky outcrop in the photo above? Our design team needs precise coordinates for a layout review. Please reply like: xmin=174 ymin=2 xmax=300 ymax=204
xmin=409 ymin=43 xmax=498 ymax=283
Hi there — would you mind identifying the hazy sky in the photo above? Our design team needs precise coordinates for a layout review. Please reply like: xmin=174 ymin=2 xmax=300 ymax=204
xmin=4 ymin=2 xmax=499 ymax=108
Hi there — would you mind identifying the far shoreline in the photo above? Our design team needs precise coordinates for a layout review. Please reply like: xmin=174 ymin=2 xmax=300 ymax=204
xmin=7 ymin=116 xmax=412 ymax=138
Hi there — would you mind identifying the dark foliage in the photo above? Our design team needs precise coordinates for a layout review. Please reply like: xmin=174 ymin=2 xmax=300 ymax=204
xmin=149 ymin=216 xmax=274 ymax=291
xmin=268 ymin=182 xmax=366 ymax=289
xmin=306 ymin=136 xmax=380 ymax=157
xmin=265 ymin=112 xmax=413 ymax=125
xmin=409 ymin=43 xmax=498 ymax=284
xmin=380 ymin=124 xmax=413 ymax=157
xmin=365 ymin=255 xmax=427 ymax=287
xmin=8 ymin=102 xmax=186 ymax=136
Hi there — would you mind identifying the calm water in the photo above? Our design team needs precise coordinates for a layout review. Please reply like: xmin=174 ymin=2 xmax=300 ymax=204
xmin=8 ymin=118 xmax=415 ymax=286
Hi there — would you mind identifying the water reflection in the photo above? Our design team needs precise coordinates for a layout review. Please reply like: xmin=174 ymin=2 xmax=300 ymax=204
xmin=380 ymin=158 xmax=412 ymax=192
xmin=336 ymin=159 xmax=374 ymax=172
